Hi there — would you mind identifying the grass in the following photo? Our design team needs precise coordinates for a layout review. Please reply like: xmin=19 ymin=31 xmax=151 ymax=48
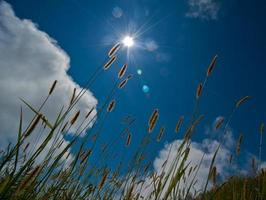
xmin=198 ymin=170 xmax=266 ymax=200
xmin=0 ymin=44 xmax=265 ymax=200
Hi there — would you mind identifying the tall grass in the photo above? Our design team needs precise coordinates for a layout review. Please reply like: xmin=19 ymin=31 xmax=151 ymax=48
xmin=0 ymin=43 xmax=265 ymax=200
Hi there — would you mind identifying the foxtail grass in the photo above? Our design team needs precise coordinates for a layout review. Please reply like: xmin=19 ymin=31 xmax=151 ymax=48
xmin=0 ymin=45 xmax=264 ymax=200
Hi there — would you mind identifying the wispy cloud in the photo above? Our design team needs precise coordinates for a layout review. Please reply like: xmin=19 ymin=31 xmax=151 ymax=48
xmin=144 ymin=39 xmax=159 ymax=52
xmin=186 ymin=0 xmax=220 ymax=20
xmin=156 ymin=52 xmax=171 ymax=62
xmin=112 ymin=6 xmax=123 ymax=18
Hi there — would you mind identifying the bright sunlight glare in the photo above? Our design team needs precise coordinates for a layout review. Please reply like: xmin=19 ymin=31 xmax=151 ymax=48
xmin=122 ymin=36 xmax=134 ymax=47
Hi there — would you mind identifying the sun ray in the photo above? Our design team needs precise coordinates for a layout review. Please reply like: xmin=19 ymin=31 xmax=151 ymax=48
xmin=134 ymin=14 xmax=171 ymax=38
xmin=133 ymin=12 xmax=158 ymax=37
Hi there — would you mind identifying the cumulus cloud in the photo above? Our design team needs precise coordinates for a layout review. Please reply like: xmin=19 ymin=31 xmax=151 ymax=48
xmin=129 ymin=120 xmax=254 ymax=198
xmin=153 ymin=139 xmax=233 ymax=194
xmin=0 ymin=1 xmax=97 ymax=150
xmin=186 ymin=0 xmax=220 ymax=20
xmin=123 ymin=137 xmax=235 ymax=199
xmin=135 ymin=117 xmax=266 ymax=198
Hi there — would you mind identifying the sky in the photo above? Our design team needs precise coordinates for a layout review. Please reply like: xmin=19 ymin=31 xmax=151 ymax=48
xmin=1 ymin=0 xmax=266 ymax=191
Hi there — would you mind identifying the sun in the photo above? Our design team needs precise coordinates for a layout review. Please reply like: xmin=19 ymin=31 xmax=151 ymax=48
xmin=122 ymin=36 xmax=134 ymax=47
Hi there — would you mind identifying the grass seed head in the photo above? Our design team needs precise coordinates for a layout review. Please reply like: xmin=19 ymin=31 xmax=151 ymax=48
xmin=70 ymin=110 xmax=80 ymax=125
xmin=215 ymin=117 xmax=224 ymax=130
xmin=60 ymin=122 xmax=68 ymax=133
xmin=25 ymin=114 xmax=42 ymax=137
xmin=118 ymin=63 xmax=128 ymax=79
xmin=85 ymin=107 xmax=95 ymax=119
xmin=148 ymin=109 xmax=159 ymax=133
xmin=24 ymin=142 xmax=30 ymax=152
xmin=49 ymin=80 xmax=57 ymax=95
xmin=104 ymin=56 xmax=117 ymax=70
xmin=81 ymin=149 xmax=92 ymax=164
xmin=108 ymin=43 xmax=121 ymax=57
xmin=98 ymin=169 xmax=109 ymax=190
xmin=207 ymin=55 xmax=218 ymax=77
xmin=210 ymin=166 xmax=217 ymax=185
xmin=157 ymin=126 xmax=165 ymax=142
xmin=126 ymin=132 xmax=132 ymax=147
xmin=118 ymin=79 xmax=128 ymax=89
xmin=175 ymin=116 xmax=184 ymax=133
xmin=18 ymin=165 xmax=41 ymax=191
xmin=236 ymin=134 xmax=243 ymax=155
xmin=196 ymin=83 xmax=203 ymax=99
xmin=70 ymin=88 xmax=76 ymax=105
xmin=236 ymin=96 xmax=250 ymax=108
xmin=107 ymin=100 xmax=116 ymax=112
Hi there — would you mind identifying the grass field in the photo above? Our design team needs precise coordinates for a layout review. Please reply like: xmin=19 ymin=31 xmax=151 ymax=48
xmin=0 ymin=44 xmax=265 ymax=200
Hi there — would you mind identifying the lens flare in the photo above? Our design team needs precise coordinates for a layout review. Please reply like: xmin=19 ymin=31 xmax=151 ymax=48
xmin=137 ymin=69 xmax=142 ymax=75
xmin=142 ymin=85 xmax=149 ymax=93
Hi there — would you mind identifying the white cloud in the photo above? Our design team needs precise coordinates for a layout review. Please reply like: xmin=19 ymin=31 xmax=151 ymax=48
xmin=144 ymin=39 xmax=158 ymax=52
xmin=186 ymin=0 xmax=220 ymax=20
xmin=127 ymin=120 xmax=251 ymax=199
xmin=260 ymin=161 xmax=266 ymax=169
xmin=0 ymin=1 xmax=97 ymax=150
xmin=152 ymin=138 xmax=232 ymax=196
xmin=205 ymin=116 xmax=235 ymax=149
xmin=122 ymin=137 xmax=234 ymax=199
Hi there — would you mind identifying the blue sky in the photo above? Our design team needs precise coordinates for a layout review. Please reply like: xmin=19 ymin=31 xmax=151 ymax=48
xmin=2 ymin=0 xmax=266 ymax=179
